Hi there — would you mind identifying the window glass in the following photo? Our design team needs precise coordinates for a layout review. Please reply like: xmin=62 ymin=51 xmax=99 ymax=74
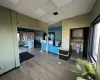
xmin=93 ymin=22 xmax=100 ymax=62
xmin=17 ymin=33 xmax=20 ymax=41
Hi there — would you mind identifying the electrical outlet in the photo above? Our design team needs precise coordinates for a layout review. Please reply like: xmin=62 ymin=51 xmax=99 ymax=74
xmin=0 ymin=66 xmax=5 ymax=70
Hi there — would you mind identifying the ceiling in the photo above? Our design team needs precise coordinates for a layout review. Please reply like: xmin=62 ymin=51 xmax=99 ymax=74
xmin=0 ymin=0 xmax=96 ymax=24
xmin=48 ymin=21 xmax=62 ymax=28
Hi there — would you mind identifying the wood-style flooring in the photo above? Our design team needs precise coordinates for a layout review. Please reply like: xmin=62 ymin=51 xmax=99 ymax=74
xmin=0 ymin=48 xmax=76 ymax=80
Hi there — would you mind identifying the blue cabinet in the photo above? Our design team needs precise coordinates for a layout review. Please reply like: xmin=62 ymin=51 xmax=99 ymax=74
xmin=41 ymin=40 xmax=59 ymax=54
xmin=48 ymin=44 xmax=59 ymax=54
xmin=41 ymin=43 xmax=46 ymax=51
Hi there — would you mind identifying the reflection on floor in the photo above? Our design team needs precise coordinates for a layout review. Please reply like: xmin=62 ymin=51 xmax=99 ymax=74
xmin=19 ymin=47 xmax=41 ymax=55
xmin=70 ymin=51 xmax=83 ymax=61
xmin=70 ymin=52 xmax=77 ymax=61
xmin=0 ymin=48 xmax=76 ymax=80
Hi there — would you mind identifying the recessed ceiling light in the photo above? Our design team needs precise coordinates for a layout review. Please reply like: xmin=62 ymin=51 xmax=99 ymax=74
xmin=52 ymin=0 xmax=72 ymax=8
xmin=53 ymin=12 xmax=59 ymax=15
xmin=34 ymin=8 xmax=47 ymax=17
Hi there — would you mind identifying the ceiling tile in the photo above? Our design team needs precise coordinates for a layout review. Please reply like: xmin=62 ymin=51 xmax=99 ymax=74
xmin=16 ymin=0 xmax=48 ymax=12
xmin=52 ymin=0 xmax=72 ymax=8
xmin=16 ymin=8 xmax=33 ymax=18
xmin=0 ymin=0 xmax=96 ymax=24
xmin=41 ymin=1 xmax=57 ymax=13
xmin=38 ymin=13 xmax=53 ymax=23
xmin=74 ymin=0 xmax=96 ymax=15
xmin=48 ymin=21 xmax=62 ymax=28
xmin=34 ymin=8 xmax=47 ymax=17
xmin=8 ymin=0 xmax=21 ymax=5
xmin=0 ymin=0 xmax=20 ymax=9
xmin=16 ymin=3 xmax=33 ymax=17
xmin=39 ymin=9 xmax=64 ymax=23
xmin=59 ymin=1 xmax=76 ymax=19
xmin=30 ymin=13 xmax=40 ymax=19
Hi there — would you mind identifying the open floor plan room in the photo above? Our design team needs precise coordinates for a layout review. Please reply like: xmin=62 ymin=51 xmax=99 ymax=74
xmin=0 ymin=0 xmax=100 ymax=80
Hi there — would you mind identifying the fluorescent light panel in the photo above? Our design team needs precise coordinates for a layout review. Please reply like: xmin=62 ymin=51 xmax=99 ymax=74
xmin=52 ymin=0 xmax=72 ymax=8
xmin=9 ymin=0 xmax=20 ymax=4
xmin=34 ymin=8 xmax=47 ymax=17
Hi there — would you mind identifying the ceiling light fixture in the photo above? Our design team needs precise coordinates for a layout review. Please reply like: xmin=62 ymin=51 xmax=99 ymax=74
xmin=52 ymin=0 xmax=72 ymax=8
xmin=9 ymin=0 xmax=20 ymax=4
xmin=34 ymin=8 xmax=47 ymax=17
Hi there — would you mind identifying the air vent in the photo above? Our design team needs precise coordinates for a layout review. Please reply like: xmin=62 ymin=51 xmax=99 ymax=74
xmin=53 ymin=12 xmax=58 ymax=15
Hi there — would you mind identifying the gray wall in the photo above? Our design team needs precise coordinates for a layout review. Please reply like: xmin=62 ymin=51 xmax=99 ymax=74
xmin=0 ymin=6 xmax=16 ymax=74
xmin=91 ymin=0 xmax=100 ymax=22
xmin=0 ymin=6 xmax=48 ymax=75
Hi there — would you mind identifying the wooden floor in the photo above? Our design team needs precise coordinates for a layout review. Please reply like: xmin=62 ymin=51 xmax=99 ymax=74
xmin=0 ymin=48 xmax=76 ymax=80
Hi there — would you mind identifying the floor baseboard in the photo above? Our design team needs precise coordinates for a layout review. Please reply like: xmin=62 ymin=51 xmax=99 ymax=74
xmin=0 ymin=66 xmax=20 ymax=76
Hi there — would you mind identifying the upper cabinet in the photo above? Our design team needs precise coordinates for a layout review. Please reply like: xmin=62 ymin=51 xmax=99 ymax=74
xmin=71 ymin=28 xmax=83 ymax=39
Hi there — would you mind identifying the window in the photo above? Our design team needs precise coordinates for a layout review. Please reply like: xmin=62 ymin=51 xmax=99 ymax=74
xmin=92 ymin=22 xmax=100 ymax=63
xmin=17 ymin=33 xmax=20 ymax=41
xmin=88 ymin=15 xmax=100 ymax=67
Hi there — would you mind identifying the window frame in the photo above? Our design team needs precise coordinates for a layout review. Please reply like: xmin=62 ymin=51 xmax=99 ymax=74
xmin=88 ymin=14 xmax=100 ymax=64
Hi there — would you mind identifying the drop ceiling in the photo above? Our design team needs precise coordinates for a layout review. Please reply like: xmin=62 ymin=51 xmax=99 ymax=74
xmin=0 ymin=0 xmax=96 ymax=24
xmin=48 ymin=21 xmax=62 ymax=28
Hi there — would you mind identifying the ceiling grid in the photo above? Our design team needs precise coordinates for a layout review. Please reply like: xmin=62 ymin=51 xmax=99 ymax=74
xmin=0 ymin=0 xmax=96 ymax=24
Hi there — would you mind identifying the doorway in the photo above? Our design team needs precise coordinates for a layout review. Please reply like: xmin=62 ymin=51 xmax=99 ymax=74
xmin=48 ymin=32 xmax=55 ymax=46
xmin=69 ymin=27 xmax=89 ymax=60
xmin=34 ymin=30 xmax=46 ymax=50
xmin=17 ymin=27 xmax=35 ymax=63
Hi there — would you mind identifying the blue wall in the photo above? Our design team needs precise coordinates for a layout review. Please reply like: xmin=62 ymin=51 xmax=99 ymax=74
xmin=35 ymin=30 xmax=45 ymax=34
xmin=34 ymin=30 xmax=45 ymax=43
xmin=48 ymin=27 xmax=62 ymax=41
